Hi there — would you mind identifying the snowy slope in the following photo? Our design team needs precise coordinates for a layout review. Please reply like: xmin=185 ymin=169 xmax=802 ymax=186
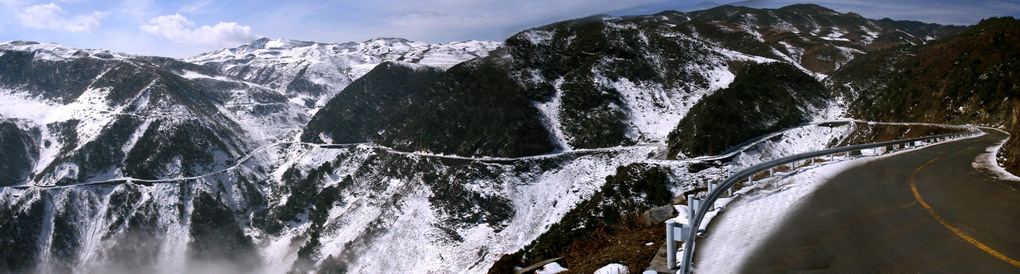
xmin=0 ymin=41 xmax=308 ymax=187
xmin=186 ymin=38 xmax=500 ymax=109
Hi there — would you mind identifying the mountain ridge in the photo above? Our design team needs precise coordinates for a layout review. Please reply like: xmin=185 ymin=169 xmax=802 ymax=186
xmin=186 ymin=37 xmax=500 ymax=109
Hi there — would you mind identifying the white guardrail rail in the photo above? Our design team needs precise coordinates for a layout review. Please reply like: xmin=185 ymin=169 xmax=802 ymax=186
xmin=667 ymin=129 xmax=985 ymax=273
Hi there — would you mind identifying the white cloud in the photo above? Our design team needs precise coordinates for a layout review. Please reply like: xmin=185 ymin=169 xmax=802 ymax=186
xmin=16 ymin=3 xmax=105 ymax=32
xmin=140 ymin=13 xmax=256 ymax=46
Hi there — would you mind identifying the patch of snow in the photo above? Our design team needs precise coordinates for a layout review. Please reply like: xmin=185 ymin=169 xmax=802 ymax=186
xmin=519 ymin=30 xmax=556 ymax=45
xmin=264 ymin=39 xmax=288 ymax=49
xmin=713 ymin=47 xmax=775 ymax=64
xmin=704 ymin=64 xmax=735 ymax=91
xmin=860 ymin=26 xmax=880 ymax=45
xmin=819 ymin=27 xmax=850 ymax=42
xmin=533 ymin=78 xmax=571 ymax=151
xmin=0 ymin=90 xmax=54 ymax=124
xmin=777 ymin=41 xmax=804 ymax=63
xmin=536 ymin=262 xmax=568 ymax=274
xmin=972 ymin=127 xmax=1020 ymax=181
xmin=594 ymin=263 xmax=629 ymax=274
xmin=610 ymin=77 xmax=687 ymax=144
xmin=768 ymin=47 xmax=827 ymax=80
xmin=177 ymin=70 xmax=241 ymax=83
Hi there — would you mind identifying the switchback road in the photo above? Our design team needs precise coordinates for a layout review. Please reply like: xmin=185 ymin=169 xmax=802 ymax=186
xmin=740 ymin=129 xmax=1020 ymax=273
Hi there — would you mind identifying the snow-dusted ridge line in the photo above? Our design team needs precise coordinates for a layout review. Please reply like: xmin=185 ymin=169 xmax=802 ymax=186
xmin=184 ymin=37 xmax=501 ymax=110
xmin=0 ymin=41 xmax=136 ymax=61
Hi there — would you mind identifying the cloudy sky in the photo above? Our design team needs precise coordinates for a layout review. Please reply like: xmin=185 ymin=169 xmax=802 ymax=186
xmin=0 ymin=0 xmax=1017 ymax=58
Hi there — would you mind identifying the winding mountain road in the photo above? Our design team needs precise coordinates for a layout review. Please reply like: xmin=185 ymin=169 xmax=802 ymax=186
xmin=740 ymin=128 xmax=1020 ymax=273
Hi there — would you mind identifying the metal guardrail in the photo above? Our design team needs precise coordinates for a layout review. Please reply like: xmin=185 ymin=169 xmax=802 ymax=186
xmin=668 ymin=129 xmax=984 ymax=273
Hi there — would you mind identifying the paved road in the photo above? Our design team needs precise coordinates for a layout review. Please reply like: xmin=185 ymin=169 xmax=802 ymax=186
xmin=739 ymin=129 xmax=1020 ymax=273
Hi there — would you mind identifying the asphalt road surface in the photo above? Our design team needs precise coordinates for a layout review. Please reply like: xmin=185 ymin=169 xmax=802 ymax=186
xmin=739 ymin=129 xmax=1020 ymax=273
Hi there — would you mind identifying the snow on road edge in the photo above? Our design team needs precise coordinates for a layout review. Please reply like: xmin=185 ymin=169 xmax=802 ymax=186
xmin=971 ymin=128 xmax=1020 ymax=182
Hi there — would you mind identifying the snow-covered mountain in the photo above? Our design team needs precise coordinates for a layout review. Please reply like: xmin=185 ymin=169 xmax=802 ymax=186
xmin=0 ymin=4 xmax=982 ymax=274
xmin=186 ymin=37 xmax=500 ymax=110
xmin=303 ymin=4 xmax=961 ymax=159
xmin=0 ymin=41 xmax=308 ymax=186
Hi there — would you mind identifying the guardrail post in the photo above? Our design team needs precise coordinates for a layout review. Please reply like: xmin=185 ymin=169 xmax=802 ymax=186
xmin=691 ymin=197 xmax=702 ymax=215
xmin=686 ymin=194 xmax=696 ymax=222
xmin=666 ymin=219 xmax=677 ymax=269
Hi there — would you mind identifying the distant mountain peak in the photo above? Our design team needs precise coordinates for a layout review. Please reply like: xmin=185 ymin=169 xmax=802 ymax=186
xmin=186 ymin=36 xmax=500 ymax=109
xmin=0 ymin=40 xmax=133 ymax=61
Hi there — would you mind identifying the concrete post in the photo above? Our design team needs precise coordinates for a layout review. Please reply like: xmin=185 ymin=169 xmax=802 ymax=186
xmin=666 ymin=220 xmax=677 ymax=269
xmin=686 ymin=194 xmax=696 ymax=222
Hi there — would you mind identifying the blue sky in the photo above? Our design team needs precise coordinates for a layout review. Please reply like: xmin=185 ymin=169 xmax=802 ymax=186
xmin=0 ymin=0 xmax=1017 ymax=58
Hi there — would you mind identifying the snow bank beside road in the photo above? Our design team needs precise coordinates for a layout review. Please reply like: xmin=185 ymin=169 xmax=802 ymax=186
xmin=971 ymin=128 xmax=1020 ymax=182
xmin=693 ymin=158 xmax=869 ymax=273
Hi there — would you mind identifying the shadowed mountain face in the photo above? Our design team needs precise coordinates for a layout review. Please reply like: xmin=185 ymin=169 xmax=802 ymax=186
xmin=300 ymin=62 xmax=445 ymax=144
xmin=667 ymin=62 xmax=830 ymax=158
xmin=0 ymin=122 xmax=37 ymax=186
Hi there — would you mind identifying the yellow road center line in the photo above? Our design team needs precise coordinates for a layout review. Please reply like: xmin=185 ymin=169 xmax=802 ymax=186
xmin=910 ymin=157 xmax=1020 ymax=268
